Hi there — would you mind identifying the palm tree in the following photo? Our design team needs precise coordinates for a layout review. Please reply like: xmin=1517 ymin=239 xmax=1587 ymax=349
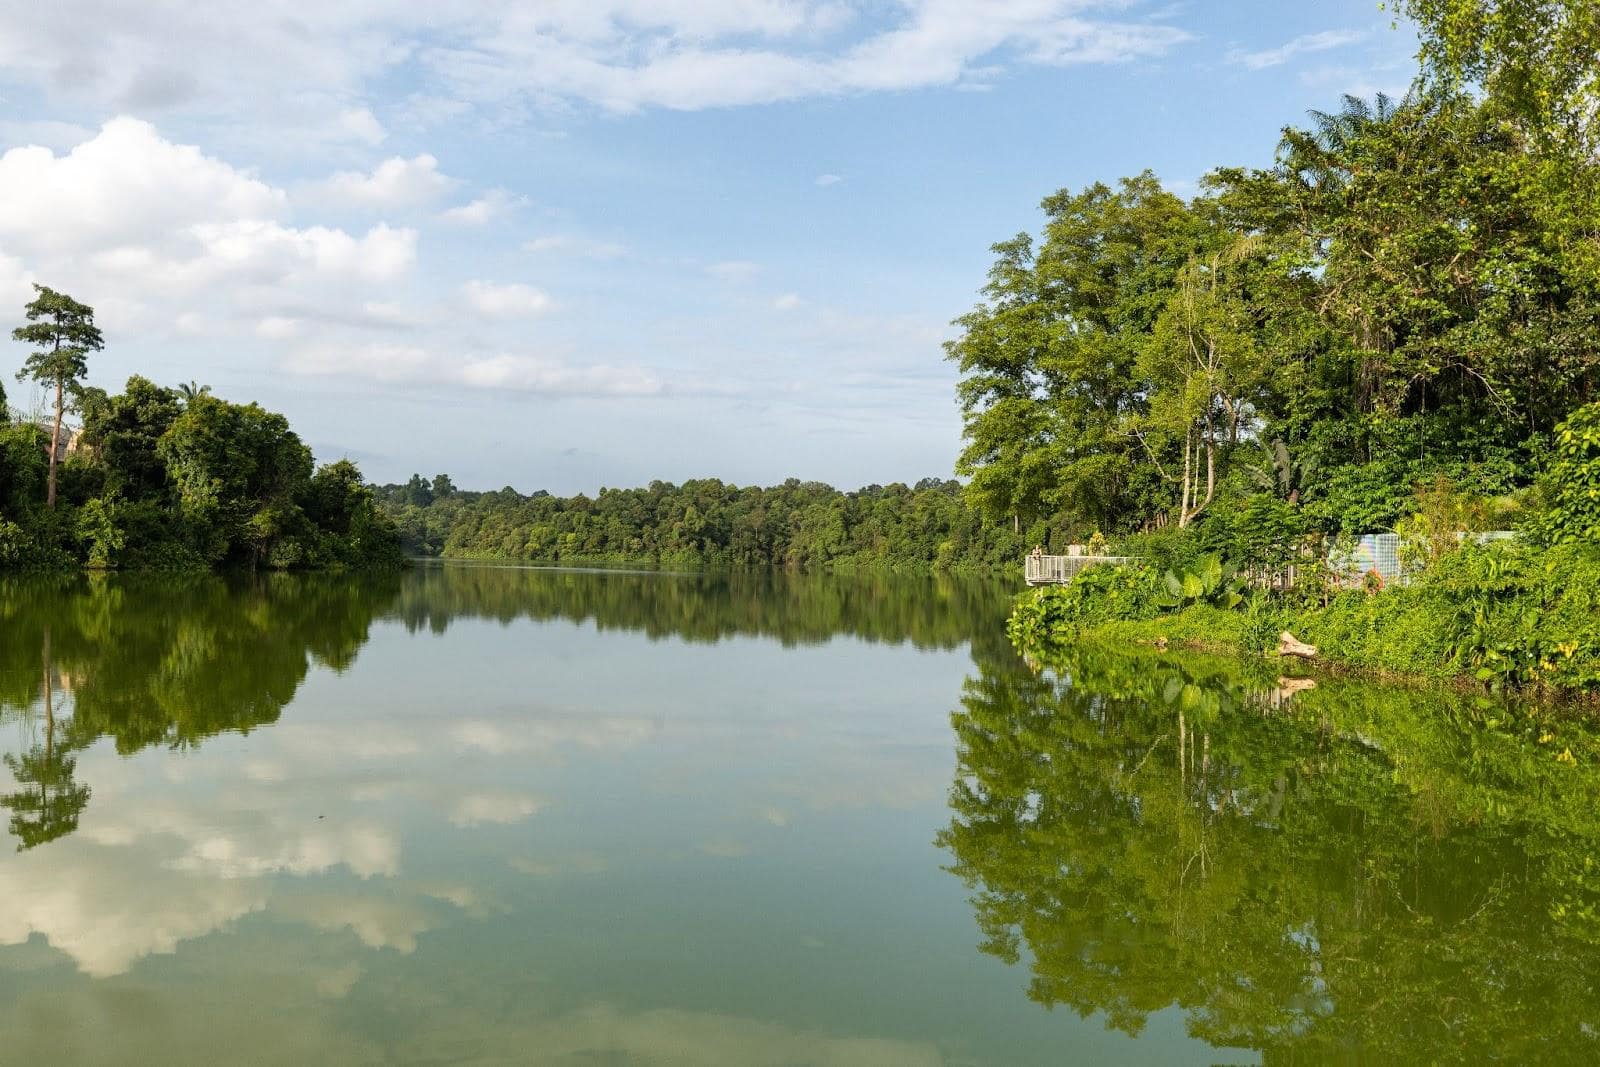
xmin=176 ymin=381 xmax=212 ymax=406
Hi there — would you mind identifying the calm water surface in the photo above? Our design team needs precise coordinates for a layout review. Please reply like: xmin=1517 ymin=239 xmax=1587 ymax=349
xmin=0 ymin=564 xmax=1595 ymax=1063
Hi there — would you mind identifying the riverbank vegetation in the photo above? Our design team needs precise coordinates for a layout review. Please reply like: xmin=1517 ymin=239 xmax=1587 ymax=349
xmin=376 ymin=476 xmax=1025 ymax=572
xmin=2 ymin=286 xmax=400 ymax=571
xmin=988 ymin=1 xmax=1600 ymax=692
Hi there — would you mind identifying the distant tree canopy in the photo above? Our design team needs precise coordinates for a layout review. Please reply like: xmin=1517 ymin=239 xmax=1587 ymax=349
xmin=376 ymin=476 xmax=1030 ymax=572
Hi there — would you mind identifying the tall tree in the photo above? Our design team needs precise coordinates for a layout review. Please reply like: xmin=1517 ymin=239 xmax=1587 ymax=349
xmin=12 ymin=285 xmax=104 ymax=510
xmin=1135 ymin=235 xmax=1271 ymax=526
xmin=947 ymin=173 xmax=1207 ymax=534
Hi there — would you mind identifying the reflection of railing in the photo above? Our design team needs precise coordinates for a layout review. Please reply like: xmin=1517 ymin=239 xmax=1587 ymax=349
xmin=1025 ymin=554 xmax=1133 ymax=585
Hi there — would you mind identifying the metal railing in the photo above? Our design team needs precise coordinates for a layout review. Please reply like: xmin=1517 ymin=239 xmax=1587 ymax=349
xmin=1025 ymin=554 xmax=1134 ymax=585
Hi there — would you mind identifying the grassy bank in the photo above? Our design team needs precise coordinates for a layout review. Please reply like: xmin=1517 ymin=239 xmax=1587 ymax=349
xmin=1008 ymin=541 xmax=1600 ymax=695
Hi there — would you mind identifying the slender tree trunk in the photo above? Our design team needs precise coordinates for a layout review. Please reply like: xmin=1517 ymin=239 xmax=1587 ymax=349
xmin=41 ymin=626 xmax=53 ymax=763
xmin=1179 ymin=426 xmax=1193 ymax=527
xmin=47 ymin=378 xmax=62 ymax=510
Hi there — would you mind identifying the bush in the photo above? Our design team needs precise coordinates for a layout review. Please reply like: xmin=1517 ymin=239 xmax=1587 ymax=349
xmin=1013 ymin=536 xmax=1600 ymax=693
xmin=1007 ymin=562 xmax=1162 ymax=649
xmin=1116 ymin=526 xmax=1205 ymax=575
xmin=1528 ymin=401 xmax=1600 ymax=545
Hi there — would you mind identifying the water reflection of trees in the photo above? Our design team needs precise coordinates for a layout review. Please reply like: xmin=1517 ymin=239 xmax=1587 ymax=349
xmin=1 ymin=626 xmax=89 ymax=849
xmin=0 ymin=566 xmax=1014 ymax=851
xmin=388 ymin=563 xmax=1014 ymax=651
xmin=939 ymin=646 xmax=1600 ymax=1062
xmin=0 ymin=573 xmax=400 ymax=849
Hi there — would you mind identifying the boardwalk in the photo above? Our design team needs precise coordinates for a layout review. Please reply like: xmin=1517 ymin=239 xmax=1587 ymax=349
xmin=1025 ymin=554 xmax=1134 ymax=585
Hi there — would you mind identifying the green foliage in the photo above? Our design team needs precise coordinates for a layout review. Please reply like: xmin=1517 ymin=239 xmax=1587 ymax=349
xmin=0 ymin=377 xmax=399 ymax=572
xmin=379 ymin=476 xmax=1023 ymax=573
xmin=949 ymin=76 xmax=1600 ymax=555
xmin=1528 ymin=400 xmax=1600 ymax=545
xmin=73 ymin=497 xmax=125 ymax=569
xmin=0 ymin=518 xmax=27 ymax=566
xmin=1155 ymin=554 xmax=1247 ymax=610
xmin=12 ymin=285 xmax=102 ymax=393
xmin=1006 ymin=563 xmax=1162 ymax=648
xmin=12 ymin=284 xmax=105 ymax=510
xmin=1015 ymin=539 xmax=1600 ymax=694
xmin=940 ymin=643 xmax=1600 ymax=1059
xmin=3 ymin=286 xmax=399 ymax=572
xmin=1399 ymin=0 xmax=1600 ymax=150
xmin=1114 ymin=525 xmax=1205 ymax=575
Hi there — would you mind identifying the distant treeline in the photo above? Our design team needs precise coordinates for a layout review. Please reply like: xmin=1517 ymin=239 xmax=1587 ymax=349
xmin=375 ymin=475 xmax=1024 ymax=572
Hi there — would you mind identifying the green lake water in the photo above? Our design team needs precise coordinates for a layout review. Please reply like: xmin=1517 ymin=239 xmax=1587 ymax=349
xmin=0 ymin=564 xmax=1595 ymax=1064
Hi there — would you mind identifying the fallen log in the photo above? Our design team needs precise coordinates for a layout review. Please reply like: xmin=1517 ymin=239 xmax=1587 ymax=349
xmin=1277 ymin=631 xmax=1318 ymax=659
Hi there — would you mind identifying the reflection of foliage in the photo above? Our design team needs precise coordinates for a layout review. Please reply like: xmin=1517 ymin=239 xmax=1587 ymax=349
xmin=0 ymin=566 xmax=1013 ymax=851
xmin=390 ymin=564 xmax=1015 ymax=653
xmin=2 ymin=748 xmax=89 ymax=850
xmin=0 ymin=571 xmax=403 ymax=849
xmin=938 ymin=644 xmax=1600 ymax=1061
xmin=0 ymin=573 xmax=400 ymax=755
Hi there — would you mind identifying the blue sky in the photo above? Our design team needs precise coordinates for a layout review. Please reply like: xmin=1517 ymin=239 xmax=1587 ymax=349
xmin=0 ymin=1 xmax=1419 ymax=493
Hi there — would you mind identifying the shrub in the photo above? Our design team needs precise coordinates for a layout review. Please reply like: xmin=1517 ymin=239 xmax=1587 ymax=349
xmin=1528 ymin=401 xmax=1600 ymax=545
xmin=1007 ymin=562 xmax=1162 ymax=649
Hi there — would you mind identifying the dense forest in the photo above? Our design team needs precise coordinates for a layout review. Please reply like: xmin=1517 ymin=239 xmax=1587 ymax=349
xmin=1 ymin=287 xmax=400 ymax=571
xmin=950 ymin=86 xmax=1599 ymax=552
xmin=382 ymin=3 xmax=1600 ymax=581
xmin=376 ymin=475 xmax=1025 ymax=571
xmin=1003 ymin=0 xmax=1600 ymax=691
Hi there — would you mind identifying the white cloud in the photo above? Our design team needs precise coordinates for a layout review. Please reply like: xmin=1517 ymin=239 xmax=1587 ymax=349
xmin=0 ymin=118 xmax=417 ymax=314
xmin=336 ymin=107 xmax=387 ymax=146
xmin=256 ymin=316 xmax=301 ymax=340
xmin=814 ymin=173 xmax=842 ymax=186
xmin=523 ymin=234 xmax=629 ymax=259
xmin=313 ymin=154 xmax=456 ymax=210
xmin=460 ymin=279 xmax=554 ymax=318
xmin=284 ymin=342 xmax=667 ymax=397
xmin=773 ymin=293 xmax=803 ymax=311
xmin=448 ymin=791 xmax=545 ymax=828
xmin=0 ymin=117 xmax=283 ymax=255
xmin=0 ymin=3 xmax=1193 ymax=124
xmin=283 ymin=342 xmax=436 ymax=383
xmin=439 ymin=189 xmax=523 ymax=225
xmin=1232 ymin=29 xmax=1366 ymax=71
xmin=457 ymin=354 xmax=664 ymax=396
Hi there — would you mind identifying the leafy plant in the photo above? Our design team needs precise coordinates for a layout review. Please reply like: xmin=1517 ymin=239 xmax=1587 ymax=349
xmin=1529 ymin=401 xmax=1600 ymax=546
xmin=1155 ymin=555 xmax=1247 ymax=611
